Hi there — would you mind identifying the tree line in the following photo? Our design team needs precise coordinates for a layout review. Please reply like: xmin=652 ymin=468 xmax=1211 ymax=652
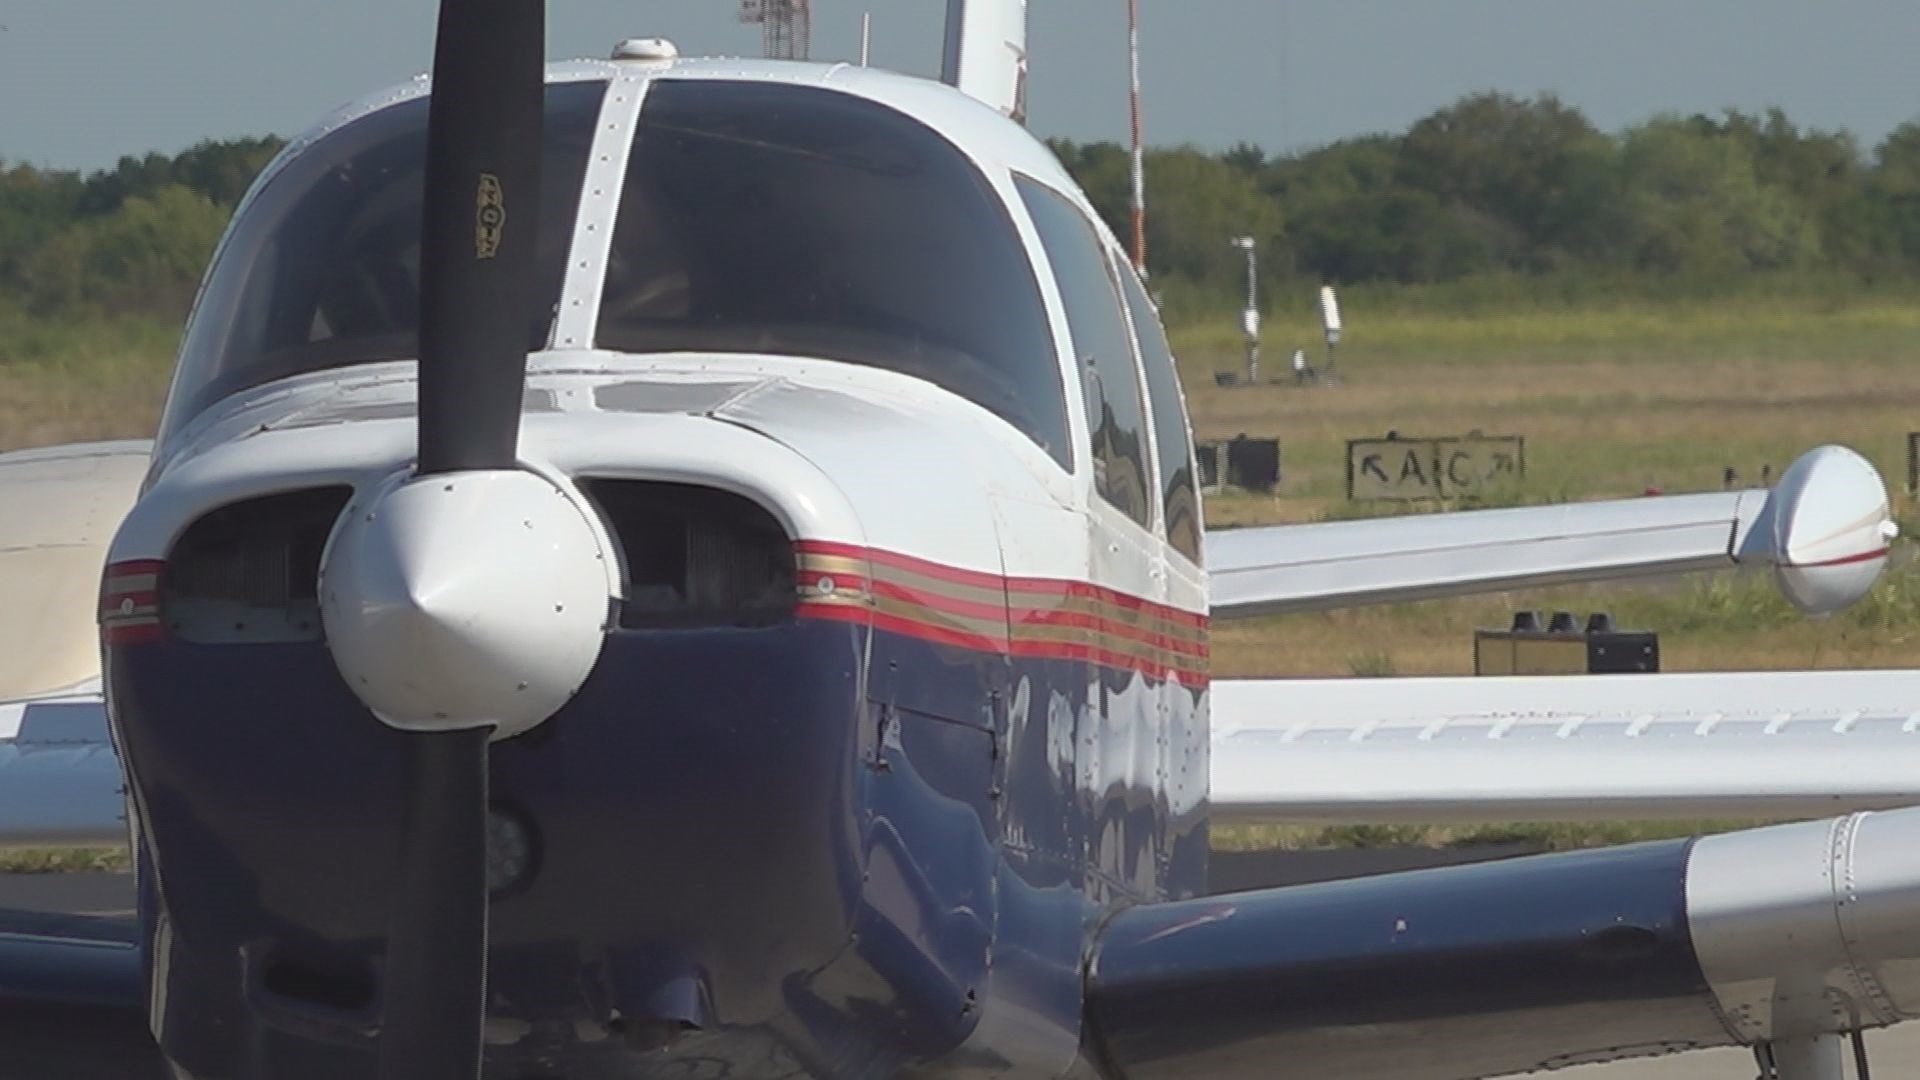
xmin=5 ymin=92 xmax=1920 ymax=323
xmin=0 ymin=137 xmax=281 ymax=318
xmin=1057 ymin=93 xmax=1920 ymax=317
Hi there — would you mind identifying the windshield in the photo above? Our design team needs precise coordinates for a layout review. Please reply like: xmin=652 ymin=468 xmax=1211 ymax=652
xmin=597 ymin=80 xmax=1071 ymax=468
xmin=156 ymin=79 xmax=606 ymax=445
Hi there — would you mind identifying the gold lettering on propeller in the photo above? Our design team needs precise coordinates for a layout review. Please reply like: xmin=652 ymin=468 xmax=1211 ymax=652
xmin=475 ymin=174 xmax=505 ymax=259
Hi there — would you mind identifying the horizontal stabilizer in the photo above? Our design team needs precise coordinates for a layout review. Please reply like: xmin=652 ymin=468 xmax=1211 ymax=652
xmin=1211 ymin=670 xmax=1920 ymax=823
xmin=1207 ymin=445 xmax=1894 ymax=618
xmin=1089 ymin=806 xmax=1920 ymax=1079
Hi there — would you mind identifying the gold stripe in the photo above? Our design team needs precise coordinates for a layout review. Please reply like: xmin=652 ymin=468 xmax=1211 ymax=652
xmin=871 ymin=593 xmax=1007 ymax=640
xmin=795 ymin=554 xmax=870 ymax=579
xmin=872 ymin=568 xmax=1006 ymax=606
xmin=1013 ymin=621 xmax=1178 ymax=669
xmin=798 ymin=554 xmax=1010 ymax=607
xmin=796 ymin=550 xmax=1209 ymax=665
xmin=1017 ymin=593 xmax=1208 ymax=648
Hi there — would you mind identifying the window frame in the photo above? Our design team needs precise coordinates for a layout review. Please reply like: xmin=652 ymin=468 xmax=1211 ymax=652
xmin=1010 ymin=172 xmax=1156 ymax=531
xmin=155 ymin=78 xmax=609 ymax=450
xmin=592 ymin=79 xmax=1075 ymax=472
xmin=1109 ymin=252 xmax=1204 ymax=567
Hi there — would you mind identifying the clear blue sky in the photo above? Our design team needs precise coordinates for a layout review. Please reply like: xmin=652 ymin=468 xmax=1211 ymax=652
xmin=3 ymin=1 xmax=1918 ymax=170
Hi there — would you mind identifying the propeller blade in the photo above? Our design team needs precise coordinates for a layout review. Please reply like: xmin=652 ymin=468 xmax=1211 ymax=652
xmin=416 ymin=0 xmax=545 ymax=476
xmin=377 ymin=728 xmax=491 ymax=1080
xmin=375 ymin=0 xmax=543 ymax=1074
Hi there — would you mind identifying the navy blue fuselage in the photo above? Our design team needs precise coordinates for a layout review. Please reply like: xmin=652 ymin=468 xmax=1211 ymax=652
xmin=108 ymin=602 xmax=1209 ymax=1077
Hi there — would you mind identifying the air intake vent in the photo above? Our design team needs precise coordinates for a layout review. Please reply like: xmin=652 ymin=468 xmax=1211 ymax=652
xmin=584 ymin=481 xmax=795 ymax=629
xmin=163 ymin=487 xmax=352 ymax=644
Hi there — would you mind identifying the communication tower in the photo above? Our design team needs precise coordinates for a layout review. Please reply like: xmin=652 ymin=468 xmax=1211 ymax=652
xmin=739 ymin=0 xmax=811 ymax=61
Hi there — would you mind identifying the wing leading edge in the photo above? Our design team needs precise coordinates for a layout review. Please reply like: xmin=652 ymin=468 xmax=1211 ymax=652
xmin=1211 ymin=670 xmax=1920 ymax=823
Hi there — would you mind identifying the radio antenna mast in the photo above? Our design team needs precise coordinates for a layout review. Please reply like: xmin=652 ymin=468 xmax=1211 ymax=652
xmin=1127 ymin=0 xmax=1148 ymax=275
xmin=738 ymin=0 xmax=811 ymax=60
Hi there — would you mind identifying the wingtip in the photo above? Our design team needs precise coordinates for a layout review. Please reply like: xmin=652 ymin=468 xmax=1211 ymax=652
xmin=1767 ymin=445 xmax=1895 ymax=615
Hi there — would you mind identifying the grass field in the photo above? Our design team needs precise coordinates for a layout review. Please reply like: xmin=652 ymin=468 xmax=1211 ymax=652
xmin=3 ymin=286 xmax=1917 ymax=859
xmin=1174 ymin=290 xmax=1920 ymax=681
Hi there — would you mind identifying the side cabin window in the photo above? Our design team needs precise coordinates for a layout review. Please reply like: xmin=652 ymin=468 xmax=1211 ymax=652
xmin=596 ymin=80 xmax=1071 ymax=470
xmin=155 ymin=80 xmax=607 ymax=447
xmin=1012 ymin=176 xmax=1151 ymax=528
xmin=1116 ymin=266 xmax=1201 ymax=565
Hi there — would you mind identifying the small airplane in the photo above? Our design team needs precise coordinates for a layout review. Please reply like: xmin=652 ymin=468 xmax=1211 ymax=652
xmin=4 ymin=2 xmax=1920 ymax=1078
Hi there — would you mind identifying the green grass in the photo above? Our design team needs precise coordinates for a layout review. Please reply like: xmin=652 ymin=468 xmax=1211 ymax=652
xmin=0 ymin=848 xmax=131 ymax=874
xmin=0 ymin=303 xmax=178 ymax=448
xmin=1209 ymin=820 xmax=1769 ymax=853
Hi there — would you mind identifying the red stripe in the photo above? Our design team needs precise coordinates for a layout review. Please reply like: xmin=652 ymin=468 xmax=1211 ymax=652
xmin=793 ymin=541 xmax=1211 ymax=681
xmin=799 ymin=603 xmax=1208 ymax=683
xmin=796 ymin=601 xmax=1009 ymax=653
xmin=103 ymin=623 xmax=164 ymax=646
xmin=868 ymin=610 xmax=1008 ymax=654
xmin=797 ymin=573 xmax=874 ymax=598
xmin=870 ymin=579 xmax=1005 ymax=621
xmin=1010 ymin=609 xmax=1209 ymax=659
xmin=868 ymin=579 xmax=1208 ymax=658
xmin=793 ymin=600 xmax=868 ymax=626
xmin=100 ymin=589 xmax=158 ymax=608
xmin=105 ymin=559 xmax=165 ymax=574
xmin=807 ymin=541 xmax=1009 ymax=590
xmin=1797 ymin=547 xmax=1889 ymax=568
xmin=1006 ymin=577 xmax=1209 ymax=629
xmin=799 ymin=542 xmax=1207 ymax=627
xmin=1010 ymin=637 xmax=1208 ymax=687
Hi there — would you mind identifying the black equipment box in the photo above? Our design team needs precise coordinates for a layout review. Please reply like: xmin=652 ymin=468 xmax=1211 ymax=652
xmin=1473 ymin=611 xmax=1659 ymax=676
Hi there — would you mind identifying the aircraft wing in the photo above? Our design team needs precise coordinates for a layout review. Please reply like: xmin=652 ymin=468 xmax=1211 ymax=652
xmin=0 ymin=441 xmax=145 ymax=851
xmin=0 ymin=688 xmax=129 ymax=851
xmin=1087 ymin=806 xmax=1920 ymax=1080
xmin=0 ymin=907 xmax=159 ymax=1077
xmin=1207 ymin=445 xmax=1896 ymax=618
xmin=0 ymin=441 xmax=152 ymax=701
xmin=1211 ymin=669 xmax=1920 ymax=823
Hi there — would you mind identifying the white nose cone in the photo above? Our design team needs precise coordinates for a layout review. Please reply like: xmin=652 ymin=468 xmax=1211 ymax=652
xmin=1769 ymin=445 xmax=1897 ymax=615
xmin=321 ymin=470 xmax=610 ymax=739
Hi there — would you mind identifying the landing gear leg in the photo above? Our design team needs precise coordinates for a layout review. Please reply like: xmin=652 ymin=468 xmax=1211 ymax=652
xmin=1756 ymin=1032 xmax=1859 ymax=1080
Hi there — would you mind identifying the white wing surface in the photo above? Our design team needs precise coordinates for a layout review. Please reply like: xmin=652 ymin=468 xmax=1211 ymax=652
xmin=1211 ymin=669 xmax=1920 ymax=824
xmin=0 ymin=441 xmax=151 ymax=701
xmin=0 ymin=687 xmax=127 ymax=850
xmin=1207 ymin=445 xmax=1895 ymax=618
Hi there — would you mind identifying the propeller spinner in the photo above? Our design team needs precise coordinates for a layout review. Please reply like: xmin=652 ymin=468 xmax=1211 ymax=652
xmin=315 ymin=0 xmax=608 ymax=1075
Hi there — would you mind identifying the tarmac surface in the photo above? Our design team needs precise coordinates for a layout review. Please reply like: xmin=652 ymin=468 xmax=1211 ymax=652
xmin=4 ymin=859 xmax=1915 ymax=1078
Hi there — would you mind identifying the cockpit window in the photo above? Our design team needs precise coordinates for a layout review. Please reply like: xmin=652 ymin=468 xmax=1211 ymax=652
xmin=156 ymin=80 xmax=606 ymax=445
xmin=596 ymin=80 xmax=1071 ymax=469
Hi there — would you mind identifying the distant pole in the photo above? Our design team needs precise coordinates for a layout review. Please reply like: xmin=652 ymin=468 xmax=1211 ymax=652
xmin=1232 ymin=236 xmax=1259 ymax=383
xmin=1127 ymin=0 xmax=1148 ymax=275
xmin=859 ymin=11 xmax=871 ymax=65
